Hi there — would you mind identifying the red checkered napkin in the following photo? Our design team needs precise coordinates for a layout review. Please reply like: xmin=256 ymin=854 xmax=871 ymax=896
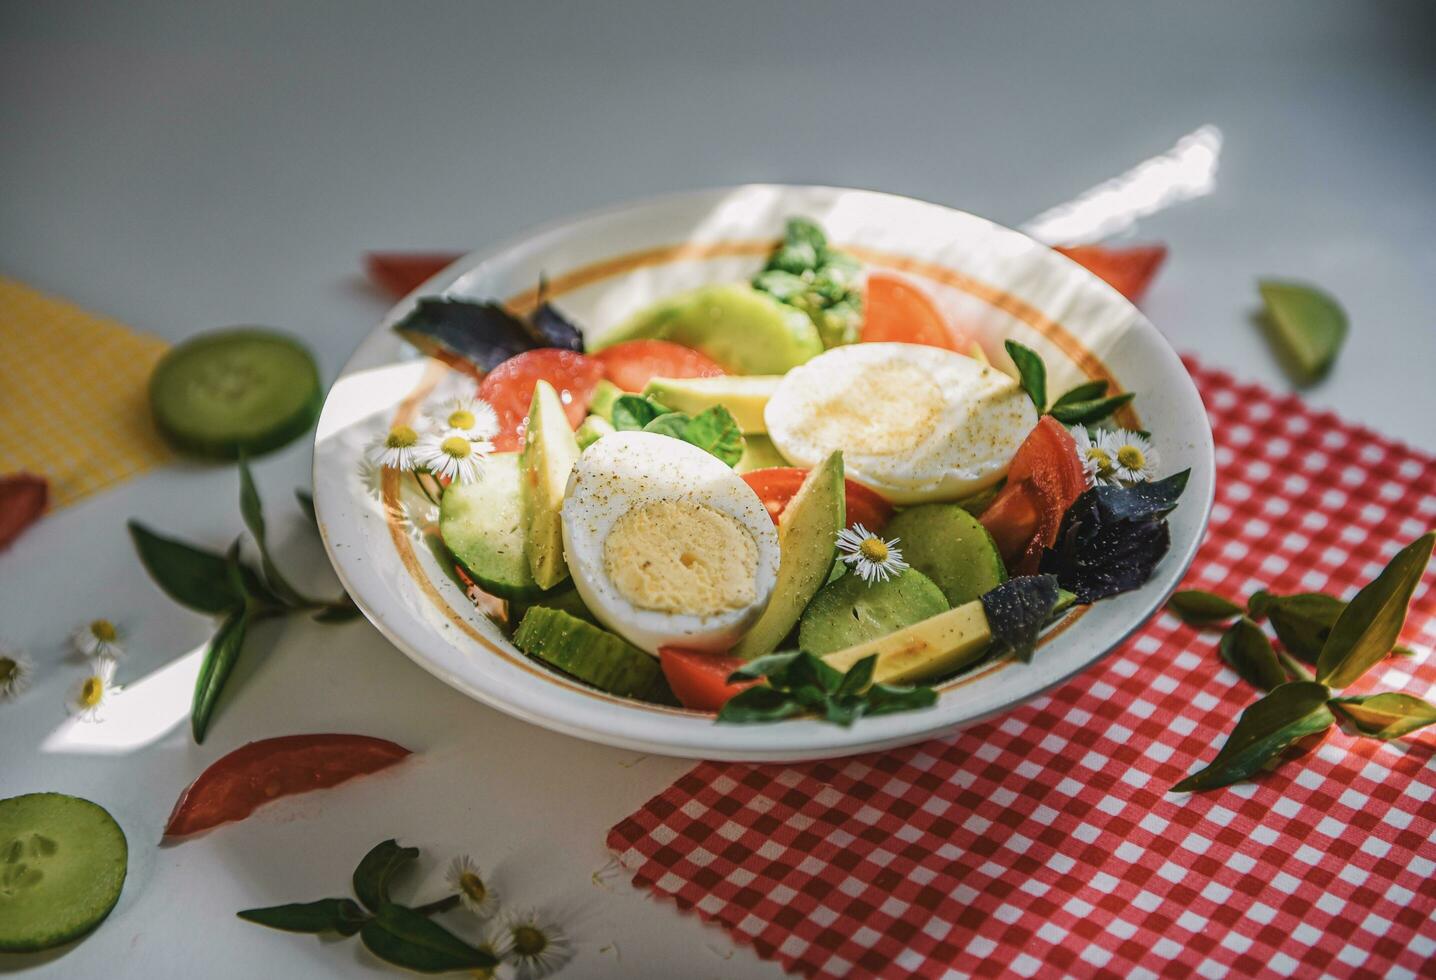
xmin=607 ymin=359 xmax=1436 ymax=979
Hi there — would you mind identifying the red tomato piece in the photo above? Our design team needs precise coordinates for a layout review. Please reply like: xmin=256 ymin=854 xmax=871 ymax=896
xmin=739 ymin=467 xmax=894 ymax=530
xmin=980 ymin=416 xmax=1086 ymax=574
xmin=364 ymin=251 xmax=464 ymax=298
xmin=1055 ymin=244 xmax=1167 ymax=304
xmin=592 ymin=339 xmax=725 ymax=393
xmin=659 ymin=647 xmax=757 ymax=713
xmin=478 ymin=349 xmax=604 ymax=451
xmin=0 ymin=473 xmax=48 ymax=550
xmin=163 ymin=734 xmax=411 ymax=838
xmin=862 ymin=272 xmax=972 ymax=351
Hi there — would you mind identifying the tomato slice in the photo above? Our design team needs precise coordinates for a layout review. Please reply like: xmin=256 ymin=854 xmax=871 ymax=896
xmin=1054 ymin=244 xmax=1167 ymax=303
xmin=739 ymin=467 xmax=894 ymax=530
xmin=659 ymin=647 xmax=756 ymax=713
xmin=364 ymin=251 xmax=464 ymax=298
xmin=862 ymin=272 xmax=971 ymax=351
xmin=592 ymin=339 xmax=725 ymax=393
xmin=0 ymin=473 xmax=48 ymax=550
xmin=981 ymin=416 xmax=1086 ymax=574
xmin=478 ymin=348 xmax=604 ymax=451
xmin=163 ymin=734 xmax=411 ymax=838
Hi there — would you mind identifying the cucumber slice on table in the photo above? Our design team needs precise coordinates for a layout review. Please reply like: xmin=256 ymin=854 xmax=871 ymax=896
xmin=149 ymin=327 xmax=322 ymax=459
xmin=0 ymin=793 xmax=128 ymax=952
xmin=513 ymin=607 xmax=665 ymax=700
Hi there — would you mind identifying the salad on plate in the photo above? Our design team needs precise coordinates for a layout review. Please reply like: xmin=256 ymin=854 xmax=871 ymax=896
xmin=370 ymin=217 xmax=1190 ymax=724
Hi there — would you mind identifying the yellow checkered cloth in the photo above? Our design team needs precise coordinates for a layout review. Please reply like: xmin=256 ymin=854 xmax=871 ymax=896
xmin=0 ymin=277 xmax=172 ymax=507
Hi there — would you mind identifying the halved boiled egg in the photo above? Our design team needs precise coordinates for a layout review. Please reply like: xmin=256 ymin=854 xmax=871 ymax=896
xmin=764 ymin=342 xmax=1038 ymax=504
xmin=561 ymin=431 xmax=781 ymax=654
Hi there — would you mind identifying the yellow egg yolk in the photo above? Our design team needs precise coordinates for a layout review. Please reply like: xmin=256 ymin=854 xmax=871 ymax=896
xmin=602 ymin=500 xmax=758 ymax=616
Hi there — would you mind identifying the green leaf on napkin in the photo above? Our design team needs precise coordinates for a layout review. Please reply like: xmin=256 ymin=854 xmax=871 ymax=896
xmin=1004 ymin=340 xmax=1047 ymax=412
xmin=1174 ymin=681 xmax=1335 ymax=792
xmin=1331 ymin=692 xmax=1436 ymax=741
xmin=1315 ymin=532 xmax=1434 ymax=689
xmin=1256 ymin=280 xmax=1348 ymax=385
xmin=1218 ymin=618 xmax=1287 ymax=691
xmin=1168 ymin=589 xmax=1244 ymax=626
xmin=1248 ymin=591 xmax=1345 ymax=663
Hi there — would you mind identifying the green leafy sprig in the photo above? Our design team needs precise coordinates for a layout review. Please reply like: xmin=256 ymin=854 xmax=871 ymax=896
xmin=752 ymin=217 xmax=864 ymax=348
xmin=609 ymin=394 xmax=744 ymax=467
xmin=1002 ymin=340 xmax=1134 ymax=426
xmin=239 ymin=840 xmax=498 ymax=974
xmin=1168 ymin=531 xmax=1435 ymax=791
xmin=717 ymin=651 xmax=936 ymax=726
xmin=129 ymin=457 xmax=359 ymax=742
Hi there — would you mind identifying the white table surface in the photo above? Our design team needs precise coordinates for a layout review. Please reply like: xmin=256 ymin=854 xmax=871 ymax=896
xmin=2 ymin=2 xmax=1433 ymax=977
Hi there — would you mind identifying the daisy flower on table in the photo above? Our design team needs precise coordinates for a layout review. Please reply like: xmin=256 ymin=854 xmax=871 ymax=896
xmin=835 ymin=524 xmax=909 ymax=584
xmin=416 ymin=432 xmax=491 ymax=486
xmin=1070 ymin=425 xmax=1117 ymax=487
xmin=0 ymin=645 xmax=34 ymax=701
xmin=430 ymin=396 xmax=500 ymax=443
xmin=67 ymin=657 xmax=119 ymax=722
xmin=445 ymin=854 xmax=499 ymax=919
xmin=1101 ymin=428 xmax=1160 ymax=484
xmin=71 ymin=618 xmax=124 ymax=661
xmin=368 ymin=424 xmax=423 ymax=472
xmin=498 ymin=908 xmax=573 ymax=980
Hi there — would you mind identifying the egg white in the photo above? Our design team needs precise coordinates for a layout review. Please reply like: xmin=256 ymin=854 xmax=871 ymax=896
xmin=561 ymin=431 xmax=781 ymax=655
xmin=764 ymin=342 xmax=1038 ymax=504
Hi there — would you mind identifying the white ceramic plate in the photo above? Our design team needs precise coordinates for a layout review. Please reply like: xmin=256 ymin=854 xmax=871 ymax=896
xmin=313 ymin=185 xmax=1213 ymax=761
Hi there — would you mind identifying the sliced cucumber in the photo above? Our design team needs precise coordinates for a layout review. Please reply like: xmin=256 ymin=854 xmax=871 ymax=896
xmin=513 ymin=607 xmax=664 ymax=700
xmin=440 ymin=453 xmax=544 ymax=600
xmin=885 ymin=504 xmax=1007 ymax=607
xmin=149 ymin=327 xmax=322 ymax=459
xmin=799 ymin=568 xmax=949 ymax=656
xmin=0 ymin=793 xmax=128 ymax=952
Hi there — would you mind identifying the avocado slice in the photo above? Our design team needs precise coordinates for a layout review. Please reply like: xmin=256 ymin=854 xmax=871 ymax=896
xmin=592 ymin=284 xmax=823 ymax=375
xmin=798 ymin=568 xmax=949 ymax=655
xmin=575 ymin=414 xmax=614 ymax=450
xmin=730 ymin=451 xmax=845 ymax=659
xmin=735 ymin=434 xmax=788 ymax=473
xmin=521 ymin=380 xmax=580 ymax=590
xmin=588 ymin=379 xmax=624 ymax=421
xmin=824 ymin=601 xmax=994 ymax=685
xmin=440 ymin=453 xmax=544 ymax=599
xmin=885 ymin=504 xmax=1007 ymax=606
xmin=642 ymin=375 xmax=781 ymax=434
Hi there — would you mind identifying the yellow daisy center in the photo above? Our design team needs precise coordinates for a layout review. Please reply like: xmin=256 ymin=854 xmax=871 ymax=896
xmin=458 ymin=871 xmax=486 ymax=903
xmin=1116 ymin=445 xmax=1146 ymax=470
xmin=0 ymin=658 xmax=16 ymax=684
xmin=386 ymin=425 xmax=418 ymax=449
xmin=79 ymin=676 xmax=104 ymax=707
xmin=1085 ymin=447 xmax=1113 ymax=471
xmin=512 ymin=925 xmax=548 ymax=957
xmin=90 ymin=619 xmax=117 ymax=643
xmin=448 ymin=409 xmax=476 ymax=430
xmin=858 ymin=537 xmax=889 ymax=563
xmin=440 ymin=436 xmax=471 ymax=460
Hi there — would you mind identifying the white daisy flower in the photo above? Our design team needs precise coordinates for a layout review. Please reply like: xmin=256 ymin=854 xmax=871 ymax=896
xmin=445 ymin=854 xmax=499 ymax=919
xmin=430 ymin=396 xmax=500 ymax=442
xmin=416 ymin=432 xmax=491 ymax=485
xmin=0 ymin=646 xmax=34 ymax=701
xmin=68 ymin=657 xmax=119 ymax=722
xmin=499 ymin=909 xmax=573 ymax=980
xmin=71 ymin=619 xmax=124 ymax=661
xmin=1070 ymin=426 xmax=1117 ymax=486
xmin=369 ymin=424 xmax=423 ymax=472
xmin=835 ymin=524 xmax=909 ymax=584
xmin=1101 ymin=428 xmax=1159 ymax=484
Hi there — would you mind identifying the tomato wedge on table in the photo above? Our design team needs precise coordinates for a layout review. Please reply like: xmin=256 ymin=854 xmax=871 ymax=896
xmin=163 ymin=734 xmax=412 ymax=838
xmin=478 ymin=348 xmax=604 ymax=451
xmin=980 ymin=416 xmax=1086 ymax=575
xmin=1055 ymin=244 xmax=1167 ymax=304
xmin=862 ymin=272 xmax=972 ymax=352
xmin=0 ymin=473 xmax=48 ymax=550
xmin=592 ymin=339 xmax=725 ymax=393
xmin=659 ymin=648 xmax=757 ymax=713
xmin=364 ymin=251 xmax=465 ymax=298
xmin=740 ymin=467 xmax=894 ymax=530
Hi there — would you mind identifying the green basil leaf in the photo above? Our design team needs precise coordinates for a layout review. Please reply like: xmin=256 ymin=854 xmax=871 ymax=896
xmin=727 ymin=650 xmax=804 ymax=683
xmin=1051 ymin=379 xmax=1109 ymax=409
xmin=1048 ymin=392 xmax=1135 ymax=426
xmin=611 ymin=395 xmax=663 ymax=431
xmin=295 ymin=489 xmax=318 ymax=530
xmin=642 ymin=412 xmax=691 ymax=440
xmin=128 ymin=520 xmax=244 ymax=615
xmin=1168 ymin=589 xmax=1244 ymax=626
xmin=782 ymin=650 xmax=845 ymax=696
xmin=191 ymin=607 xmax=251 ymax=743
xmin=1256 ymin=280 xmax=1348 ymax=385
xmin=238 ymin=898 xmax=367 ymax=937
xmin=1316 ymin=532 xmax=1435 ymax=689
xmin=1004 ymin=340 xmax=1046 ymax=412
xmin=1218 ymin=618 xmax=1287 ymax=691
xmin=716 ymin=685 xmax=805 ymax=724
xmin=1331 ymin=692 xmax=1436 ymax=741
xmin=682 ymin=406 xmax=745 ymax=467
xmin=352 ymin=839 xmax=419 ymax=913
xmin=359 ymin=903 xmax=498 ymax=973
xmin=239 ymin=457 xmax=315 ymax=607
xmin=1173 ymin=682 xmax=1334 ymax=792
xmin=834 ymin=654 xmax=877 ymax=699
xmin=1276 ymin=648 xmax=1315 ymax=683
xmin=822 ymin=697 xmax=865 ymax=727
xmin=864 ymin=682 xmax=939 ymax=717
xmin=1251 ymin=591 xmax=1345 ymax=662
